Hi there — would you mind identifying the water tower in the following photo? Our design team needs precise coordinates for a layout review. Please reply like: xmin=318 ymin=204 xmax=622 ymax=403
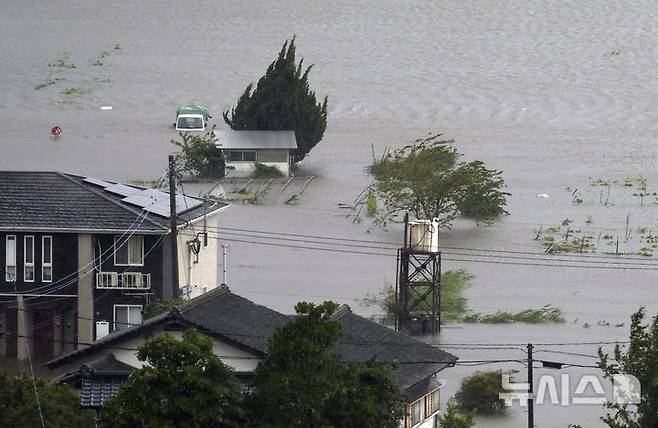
xmin=395 ymin=214 xmax=441 ymax=335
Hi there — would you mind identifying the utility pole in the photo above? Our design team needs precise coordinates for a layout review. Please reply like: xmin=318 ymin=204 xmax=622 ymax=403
xmin=528 ymin=343 xmax=534 ymax=428
xmin=169 ymin=155 xmax=179 ymax=293
xmin=221 ymin=244 xmax=228 ymax=286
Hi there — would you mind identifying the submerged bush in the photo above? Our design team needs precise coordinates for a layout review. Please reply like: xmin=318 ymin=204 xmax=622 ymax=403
xmin=463 ymin=305 xmax=565 ymax=324
xmin=454 ymin=370 xmax=508 ymax=415
xmin=171 ymin=132 xmax=225 ymax=177
xmin=253 ymin=162 xmax=284 ymax=179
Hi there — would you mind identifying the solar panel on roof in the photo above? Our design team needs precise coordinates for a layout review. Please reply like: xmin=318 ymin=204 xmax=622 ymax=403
xmin=122 ymin=193 xmax=156 ymax=208
xmin=83 ymin=177 xmax=114 ymax=188
xmin=120 ymin=189 xmax=202 ymax=218
xmin=144 ymin=204 xmax=171 ymax=217
xmin=105 ymin=184 xmax=141 ymax=197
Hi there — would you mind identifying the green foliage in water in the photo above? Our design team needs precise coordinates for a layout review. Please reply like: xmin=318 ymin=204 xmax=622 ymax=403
xmin=437 ymin=403 xmax=475 ymax=428
xmin=171 ymin=131 xmax=225 ymax=177
xmin=369 ymin=134 xmax=509 ymax=228
xmin=253 ymin=162 xmax=284 ymax=179
xmin=224 ymin=37 xmax=328 ymax=163
xmin=361 ymin=269 xmax=472 ymax=324
xmin=62 ymin=87 xmax=91 ymax=95
xmin=454 ymin=370 xmax=508 ymax=415
xmin=463 ymin=305 xmax=565 ymax=324
xmin=366 ymin=192 xmax=377 ymax=217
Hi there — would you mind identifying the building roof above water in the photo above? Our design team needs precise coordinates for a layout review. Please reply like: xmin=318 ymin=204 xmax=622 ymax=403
xmin=0 ymin=171 xmax=227 ymax=233
xmin=215 ymin=129 xmax=298 ymax=150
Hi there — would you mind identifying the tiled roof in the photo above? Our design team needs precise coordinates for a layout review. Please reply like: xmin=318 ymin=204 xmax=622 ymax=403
xmin=0 ymin=171 xmax=227 ymax=233
xmin=80 ymin=377 xmax=125 ymax=408
xmin=330 ymin=307 xmax=457 ymax=390
xmin=55 ymin=354 xmax=135 ymax=408
xmin=48 ymin=286 xmax=457 ymax=392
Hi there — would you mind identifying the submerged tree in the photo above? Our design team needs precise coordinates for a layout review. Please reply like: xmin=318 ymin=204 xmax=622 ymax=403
xmin=171 ymin=131 xmax=225 ymax=177
xmin=100 ymin=329 xmax=243 ymax=428
xmin=454 ymin=370 xmax=508 ymax=414
xmin=598 ymin=308 xmax=658 ymax=428
xmin=223 ymin=38 xmax=328 ymax=162
xmin=369 ymin=134 xmax=509 ymax=228
xmin=246 ymin=301 xmax=404 ymax=427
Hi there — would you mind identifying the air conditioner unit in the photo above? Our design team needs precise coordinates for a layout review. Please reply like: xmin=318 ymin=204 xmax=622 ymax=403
xmin=96 ymin=321 xmax=110 ymax=340
xmin=406 ymin=219 xmax=440 ymax=253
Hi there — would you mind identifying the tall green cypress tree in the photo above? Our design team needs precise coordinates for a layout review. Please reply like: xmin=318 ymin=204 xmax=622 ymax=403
xmin=223 ymin=38 xmax=328 ymax=162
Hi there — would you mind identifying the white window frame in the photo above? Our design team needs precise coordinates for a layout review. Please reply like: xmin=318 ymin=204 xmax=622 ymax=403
xmin=42 ymin=236 xmax=53 ymax=282
xmin=113 ymin=304 xmax=143 ymax=331
xmin=114 ymin=235 xmax=144 ymax=266
xmin=5 ymin=235 xmax=16 ymax=282
xmin=24 ymin=235 xmax=35 ymax=282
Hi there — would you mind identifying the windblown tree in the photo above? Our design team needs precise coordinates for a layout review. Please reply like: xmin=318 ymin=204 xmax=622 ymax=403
xmin=598 ymin=308 xmax=658 ymax=428
xmin=246 ymin=301 xmax=405 ymax=428
xmin=100 ymin=329 xmax=244 ymax=428
xmin=223 ymin=38 xmax=328 ymax=162
xmin=369 ymin=133 xmax=509 ymax=227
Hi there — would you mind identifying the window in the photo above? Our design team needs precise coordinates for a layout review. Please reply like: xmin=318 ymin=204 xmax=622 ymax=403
xmin=406 ymin=398 xmax=424 ymax=428
xmin=226 ymin=150 xmax=257 ymax=162
xmin=42 ymin=236 xmax=52 ymax=282
xmin=24 ymin=236 xmax=34 ymax=282
xmin=424 ymin=388 xmax=440 ymax=417
xmin=114 ymin=236 xmax=144 ymax=266
xmin=113 ymin=305 xmax=143 ymax=331
xmin=5 ymin=235 xmax=16 ymax=281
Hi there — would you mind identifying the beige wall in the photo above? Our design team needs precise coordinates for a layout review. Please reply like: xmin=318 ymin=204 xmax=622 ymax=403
xmin=77 ymin=234 xmax=94 ymax=347
xmin=176 ymin=211 xmax=220 ymax=300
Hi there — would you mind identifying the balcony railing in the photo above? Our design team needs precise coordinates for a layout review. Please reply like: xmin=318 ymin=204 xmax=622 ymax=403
xmin=96 ymin=272 xmax=151 ymax=289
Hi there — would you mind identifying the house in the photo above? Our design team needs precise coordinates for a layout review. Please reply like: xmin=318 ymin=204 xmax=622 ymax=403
xmin=47 ymin=286 xmax=458 ymax=428
xmin=215 ymin=129 xmax=297 ymax=175
xmin=0 ymin=171 xmax=228 ymax=362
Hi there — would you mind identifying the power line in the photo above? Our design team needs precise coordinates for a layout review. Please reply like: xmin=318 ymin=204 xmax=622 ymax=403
xmin=212 ymin=229 xmax=658 ymax=267
xmin=210 ymin=225 xmax=658 ymax=263
xmin=208 ymin=234 xmax=658 ymax=271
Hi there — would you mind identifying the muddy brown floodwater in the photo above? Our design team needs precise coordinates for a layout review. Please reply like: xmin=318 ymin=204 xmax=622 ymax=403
xmin=2 ymin=0 xmax=658 ymax=425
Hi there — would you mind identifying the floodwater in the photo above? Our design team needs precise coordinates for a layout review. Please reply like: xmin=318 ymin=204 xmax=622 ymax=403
xmin=2 ymin=0 xmax=658 ymax=425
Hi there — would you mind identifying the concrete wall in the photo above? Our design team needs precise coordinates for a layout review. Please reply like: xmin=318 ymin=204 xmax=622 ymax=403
xmin=177 ymin=211 xmax=220 ymax=300
xmin=77 ymin=234 xmax=94 ymax=347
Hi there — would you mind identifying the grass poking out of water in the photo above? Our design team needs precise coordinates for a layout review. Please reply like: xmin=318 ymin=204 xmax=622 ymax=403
xmin=362 ymin=271 xmax=565 ymax=325
xmin=463 ymin=305 xmax=565 ymax=324
xmin=252 ymin=163 xmax=284 ymax=179
xmin=62 ymin=87 xmax=91 ymax=95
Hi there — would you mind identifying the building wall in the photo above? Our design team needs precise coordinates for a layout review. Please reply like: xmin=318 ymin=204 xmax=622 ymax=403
xmin=57 ymin=327 xmax=261 ymax=374
xmin=177 ymin=212 xmax=220 ymax=300
xmin=225 ymin=149 xmax=291 ymax=175
xmin=0 ymin=232 xmax=78 ymax=360
xmin=93 ymin=233 xmax=165 ymax=337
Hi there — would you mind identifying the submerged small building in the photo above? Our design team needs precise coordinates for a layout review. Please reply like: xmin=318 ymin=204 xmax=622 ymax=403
xmin=215 ymin=129 xmax=297 ymax=176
